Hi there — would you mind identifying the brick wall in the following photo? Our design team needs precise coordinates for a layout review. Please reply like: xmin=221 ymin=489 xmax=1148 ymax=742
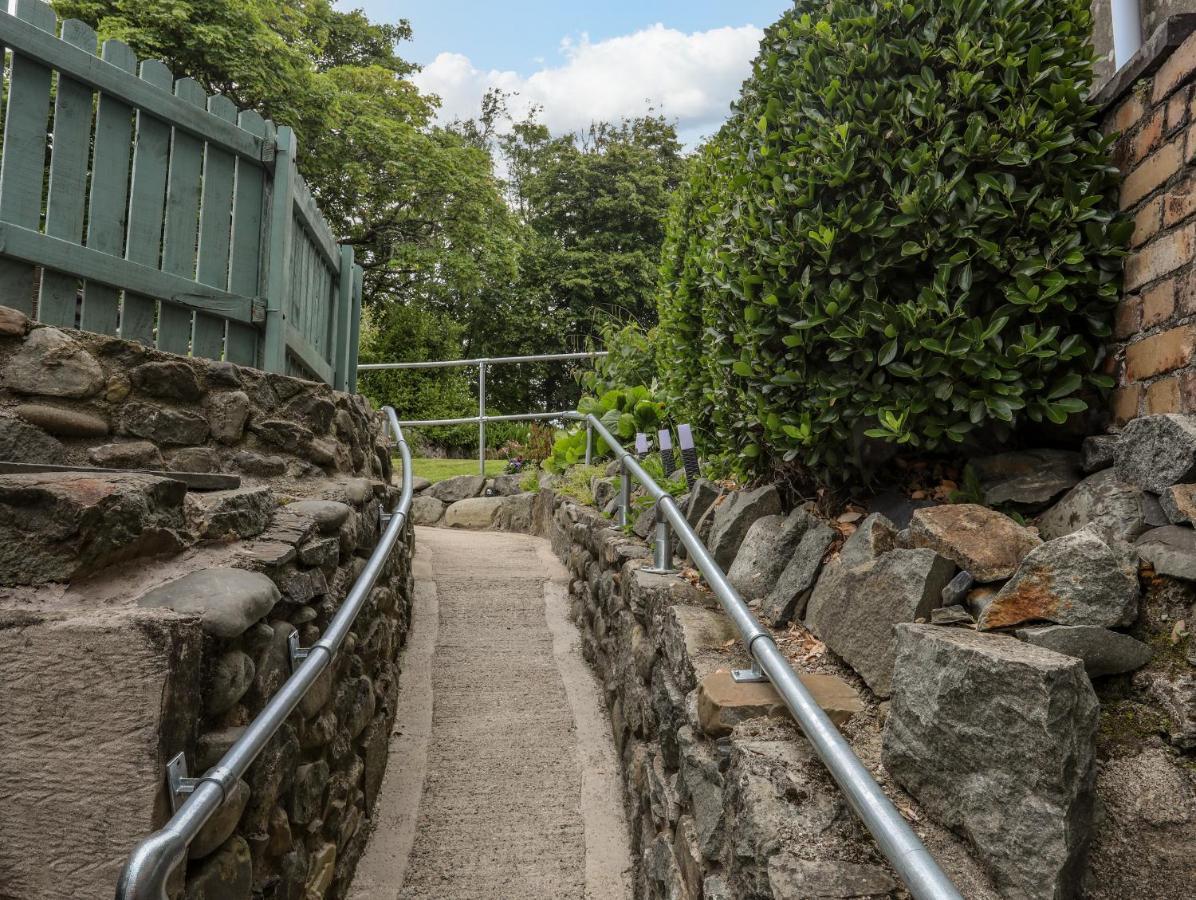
xmin=1105 ymin=25 xmax=1196 ymax=423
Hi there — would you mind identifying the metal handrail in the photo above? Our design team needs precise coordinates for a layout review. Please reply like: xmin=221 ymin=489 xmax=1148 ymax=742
xmin=115 ymin=407 xmax=414 ymax=900
xmin=358 ymin=350 xmax=608 ymax=370
xmin=567 ymin=412 xmax=964 ymax=900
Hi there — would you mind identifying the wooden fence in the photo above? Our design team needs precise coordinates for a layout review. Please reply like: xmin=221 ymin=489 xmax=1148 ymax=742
xmin=0 ymin=0 xmax=362 ymax=390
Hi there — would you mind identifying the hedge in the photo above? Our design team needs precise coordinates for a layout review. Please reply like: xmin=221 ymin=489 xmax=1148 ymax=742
xmin=655 ymin=0 xmax=1130 ymax=480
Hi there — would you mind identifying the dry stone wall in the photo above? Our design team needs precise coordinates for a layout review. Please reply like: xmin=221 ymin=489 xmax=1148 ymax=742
xmin=0 ymin=309 xmax=414 ymax=900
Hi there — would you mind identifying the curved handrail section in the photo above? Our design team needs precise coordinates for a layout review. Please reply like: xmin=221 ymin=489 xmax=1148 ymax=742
xmin=566 ymin=412 xmax=964 ymax=900
xmin=115 ymin=407 xmax=414 ymax=900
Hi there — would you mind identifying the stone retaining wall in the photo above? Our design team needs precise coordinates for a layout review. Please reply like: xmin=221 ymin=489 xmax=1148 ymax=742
xmin=0 ymin=309 xmax=414 ymax=900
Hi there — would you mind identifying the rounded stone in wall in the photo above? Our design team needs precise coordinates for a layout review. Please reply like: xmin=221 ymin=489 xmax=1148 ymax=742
xmin=206 ymin=651 xmax=256 ymax=715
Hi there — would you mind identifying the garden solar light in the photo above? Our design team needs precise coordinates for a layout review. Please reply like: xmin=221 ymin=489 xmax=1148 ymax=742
xmin=658 ymin=429 xmax=677 ymax=476
xmin=635 ymin=433 xmax=650 ymax=459
xmin=678 ymin=424 xmax=700 ymax=488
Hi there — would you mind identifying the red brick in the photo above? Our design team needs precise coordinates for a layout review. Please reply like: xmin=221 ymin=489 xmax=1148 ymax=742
xmin=1121 ymin=138 xmax=1184 ymax=209
xmin=1114 ymin=296 xmax=1143 ymax=339
xmin=1165 ymin=175 xmax=1196 ymax=226
xmin=1126 ymin=325 xmax=1196 ymax=381
xmin=1109 ymin=92 xmax=1147 ymax=136
xmin=1134 ymin=196 xmax=1164 ymax=245
xmin=1154 ymin=31 xmax=1196 ymax=103
xmin=1131 ymin=110 xmax=1165 ymax=165
xmin=1147 ymin=376 xmax=1182 ymax=413
xmin=1143 ymin=278 xmax=1177 ymax=327
xmin=1125 ymin=223 xmax=1196 ymax=290
xmin=1112 ymin=384 xmax=1142 ymax=425
xmin=1168 ymin=88 xmax=1191 ymax=133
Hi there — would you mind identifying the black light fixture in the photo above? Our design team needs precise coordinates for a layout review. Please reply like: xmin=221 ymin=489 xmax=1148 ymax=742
xmin=678 ymin=423 xmax=700 ymax=488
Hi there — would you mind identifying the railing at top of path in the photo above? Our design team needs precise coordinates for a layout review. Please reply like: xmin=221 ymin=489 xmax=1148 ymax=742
xmin=0 ymin=0 xmax=361 ymax=388
xmin=114 ymin=407 xmax=414 ymax=900
xmin=359 ymin=350 xmax=610 ymax=475
xmin=569 ymin=412 xmax=965 ymax=900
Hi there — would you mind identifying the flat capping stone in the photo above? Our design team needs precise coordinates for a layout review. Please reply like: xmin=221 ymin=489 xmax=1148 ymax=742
xmin=1093 ymin=13 xmax=1196 ymax=111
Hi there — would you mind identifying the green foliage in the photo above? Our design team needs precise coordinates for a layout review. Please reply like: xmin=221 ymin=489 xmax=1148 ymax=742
xmin=519 ymin=470 xmax=541 ymax=493
xmin=554 ymin=464 xmax=607 ymax=506
xmin=655 ymin=0 xmax=1129 ymax=480
xmin=544 ymin=386 xmax=664 ymax=473
xmin=582 ymin=321 xmax=659 ymax=397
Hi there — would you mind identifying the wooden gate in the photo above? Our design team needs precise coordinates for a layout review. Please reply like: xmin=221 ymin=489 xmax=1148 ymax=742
xmin=0 ymin=0 xmax=362 ymax=389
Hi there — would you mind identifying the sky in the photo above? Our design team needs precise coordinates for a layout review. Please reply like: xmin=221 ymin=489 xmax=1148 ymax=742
xmin=342 ymin=1 xmax=795 ymax=145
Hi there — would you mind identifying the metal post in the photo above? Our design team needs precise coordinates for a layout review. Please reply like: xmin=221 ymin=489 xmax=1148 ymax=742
xmin=619 ymin=459 xmax=631 ymax=528
xmin=478 ymin=360 xmax=487 ymax=477
xmin=646 ymin=517 xmax=678 ymax=575
xmin=1111 ymin=0 xmax=1142 ymax=69
xmin=584 ymin=421 xmax=593 ymax=466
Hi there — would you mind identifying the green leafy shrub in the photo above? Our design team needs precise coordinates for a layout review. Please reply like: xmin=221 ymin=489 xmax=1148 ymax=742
xmin=544 ymin=386 xmax=664 ymax=472
xmin=582 ymin=321 xmax=660 ymax=396
xmin=656 ymin=0 xmax=1128 ymax=479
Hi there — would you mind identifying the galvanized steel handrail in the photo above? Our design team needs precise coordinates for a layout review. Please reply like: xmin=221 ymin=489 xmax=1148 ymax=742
xmin=114 ymin=406 xmax=414 ymax=900
xmin=358 ymin=350 xmax=608 ymax=370
xmin=568 ymin=412 xmax=964 ymax=900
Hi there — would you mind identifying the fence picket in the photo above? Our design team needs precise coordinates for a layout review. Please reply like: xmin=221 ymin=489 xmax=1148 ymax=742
xmin=348 ymin=264 xmax=363 ymax=392
xmin=79 ymin=38 xmax=136 ymax=335
xmin=158 ymin=76 xmax=206 ymax=354
xmin=225 ymin=109 xmax=267 ymax=367
xmin=39 ymin=18 xmax=96 ymax=326
xmin=0 ymin=0 xmax=56 ymax=314
xmin=262 ymin=125 xmax=296 ymax=373
xmin=333 ymin=244 xmax=354 ymax=390
xmin=192 ymin=93 xmax=238 ymax=359
xmin=122 ymin=59 xmax=173 ymax=346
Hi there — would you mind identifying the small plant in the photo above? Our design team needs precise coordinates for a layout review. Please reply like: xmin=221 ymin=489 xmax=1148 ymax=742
xmin=544 ymin=385 xmax=665 ymax=473
xmin=519 ymin=470 xmax=540 ymax=493
xmin=554 ymin=464 xmax=607 ymax=506
xmin=505 ymin=455 xmax=532 ymax=475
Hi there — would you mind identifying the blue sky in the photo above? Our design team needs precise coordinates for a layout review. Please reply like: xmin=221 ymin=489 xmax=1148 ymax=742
xmin=342 ymin=1 xmax=795 ymax=144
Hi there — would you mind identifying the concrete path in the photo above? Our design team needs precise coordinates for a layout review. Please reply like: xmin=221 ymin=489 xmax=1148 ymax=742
xmin=350 ymin=527 xmax=633 ymax=900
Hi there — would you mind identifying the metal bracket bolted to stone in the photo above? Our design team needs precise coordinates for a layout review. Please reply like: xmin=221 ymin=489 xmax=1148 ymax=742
xmin=379 ymin=507 xmax=393 ymax=529
xmin=166 ymin=752 xmax=201 ymax=815
xmin=288 ymin=629 xmax=312 ymax=672
xmin=731 ymin=659 xmax=770 ymax=684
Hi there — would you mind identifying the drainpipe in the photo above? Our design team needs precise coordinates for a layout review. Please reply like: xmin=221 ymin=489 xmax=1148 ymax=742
xmin=1111 ymin=0 xmax=1143 ymax=70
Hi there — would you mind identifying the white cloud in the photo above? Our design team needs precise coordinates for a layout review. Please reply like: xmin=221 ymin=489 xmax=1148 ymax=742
xmin=412 ymin=23 xmax=764 ymax=146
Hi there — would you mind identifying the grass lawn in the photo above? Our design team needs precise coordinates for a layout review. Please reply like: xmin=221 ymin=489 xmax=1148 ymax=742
xmin=396 ymin=457 xmax=507 ymax=483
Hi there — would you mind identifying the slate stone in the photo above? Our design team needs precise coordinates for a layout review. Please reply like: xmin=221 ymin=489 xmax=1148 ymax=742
xmin=931 ymin=604 xmax=974 ymax=626
xmin=1038 ymin=469 xmax=1160 ymax=542
xmin=971 ymin=448 xmax=1083 ymax=507
xmin=206 ymin=391 xmax=251 ymax=444
xmin=727 ymin=510 xmax=806 ymax=601
xmin=883 ymin=625 xmax=1097 ymax=900
xmin=760 ymin=517 xmax=836 ymax=626
xmin=978 ymin=526 xmax=1139 ymax=630
xmin=1135 ymin=526 xmax=1196 ymax=580
xmin=3 ymin=327 xmax=104 ymax=398
xmin=0 ymin=472 xmax=185 ymax=583
xmin=138 ymin=568 xmax=280 ymax=638
xmin=426 ymin=474 xmax=485 ymax=504
xmin=908 ymin=504 xmax=1041 ymax=581
xmin=205 ymin=651 xmax=255 ymax=715
xmin=806 ymin=548 xmax=955 ymax=697
xmin=708 ymin=485 xmax=782 ymax=570
xmin=0 ymin=417 xmax=66 ymax=464
xmin=131 ymin=360 xmax=202 ymax=401
xmin=1160 ymin=484 xmax=1196 ymax=526
xmin=118 ymin=401 xmax=210 ymax=445
xmin=184 ymin=835 xmax=251 ymax=900
xmin=1081 ymin=434 xmax=1119 ymax=473
xmin=684 ymin=478 xmax=724 ymax=528
xmin=14 ymin=403 xmax=108 ymax=437
xmin=941 ymin=570 xmax=975 ymax=606
xmin=298 ymin=536 xmax=339 ymax=568
xmin=232 ymin=450 xmax=287 ymax=477
xmin=410 ymin=495 xmax=445 ymax=526
xmin=766 ymin=854 xmax=896 ymax=899
xmin=444 ymin=496 xmax=504 ymax=528
xmin=191 ymin=487 xmax=275 ymax=540
xmin=1016 ymin=625 xmax=1152 ymax=678
xmin=286 ymin=499 xmax=351 ymax=534
xmin=1114 ymin=414 xmax=1196 ymax=493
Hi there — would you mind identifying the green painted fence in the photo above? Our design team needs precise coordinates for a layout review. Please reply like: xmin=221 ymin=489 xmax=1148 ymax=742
xmin=0 ymin=0 xmax=362 ymax=389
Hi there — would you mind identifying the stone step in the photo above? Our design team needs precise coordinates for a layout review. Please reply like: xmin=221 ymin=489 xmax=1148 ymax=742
xmin=696 ymin=668 xmax=863 ymax=737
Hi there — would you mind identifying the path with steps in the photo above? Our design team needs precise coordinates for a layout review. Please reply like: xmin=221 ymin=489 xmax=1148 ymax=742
xmin=349 ymin=526 xmax=633 ymax=900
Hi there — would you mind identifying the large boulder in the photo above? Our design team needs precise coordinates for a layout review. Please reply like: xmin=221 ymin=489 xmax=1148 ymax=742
xmin=410 ymin=495 xmax=445 ymax=526
xmin=805 ymin=548 xmax=955 ymax=697
xmin=426 ymin=474 xmax=485 ymax=504
xmin=978 ymin=526 xmax=1139 ymax=630
xmin=708 ymin=485 xmax=781 ymax=570
xmin=0 ymin=473 xmax=186 ymax=584
xmin=1114 ymin=414 xmax=1196 ymax=493
xmin=138 ymin=568 xmax=280 ymax=638
xmin=970 ymin=448 xmax=1082 ymax=507
xmin=882 ymin=625 xmax=1098 ymax=900
xmin=1015 ymin=625 xmax=1152 ymax=678
xmin=759 ymin=517 xmax=836 ymax=626
xmin=908 ymin=504 xmax=1041 ymax=581
xmin=684 ymin=478 xmax=725 ymax=528
xmin=2 ymin=327 xmax=104 ymax=398
xmin=727 ymin=509 xmax=810 ymax=601
xmin=1135 ymin=526 xmax=1196 ymax=580
xmin=443 ymin=496 xmax=505 ymax=529
xmin=1038 ymin=469 xmax=1163 ymax=542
